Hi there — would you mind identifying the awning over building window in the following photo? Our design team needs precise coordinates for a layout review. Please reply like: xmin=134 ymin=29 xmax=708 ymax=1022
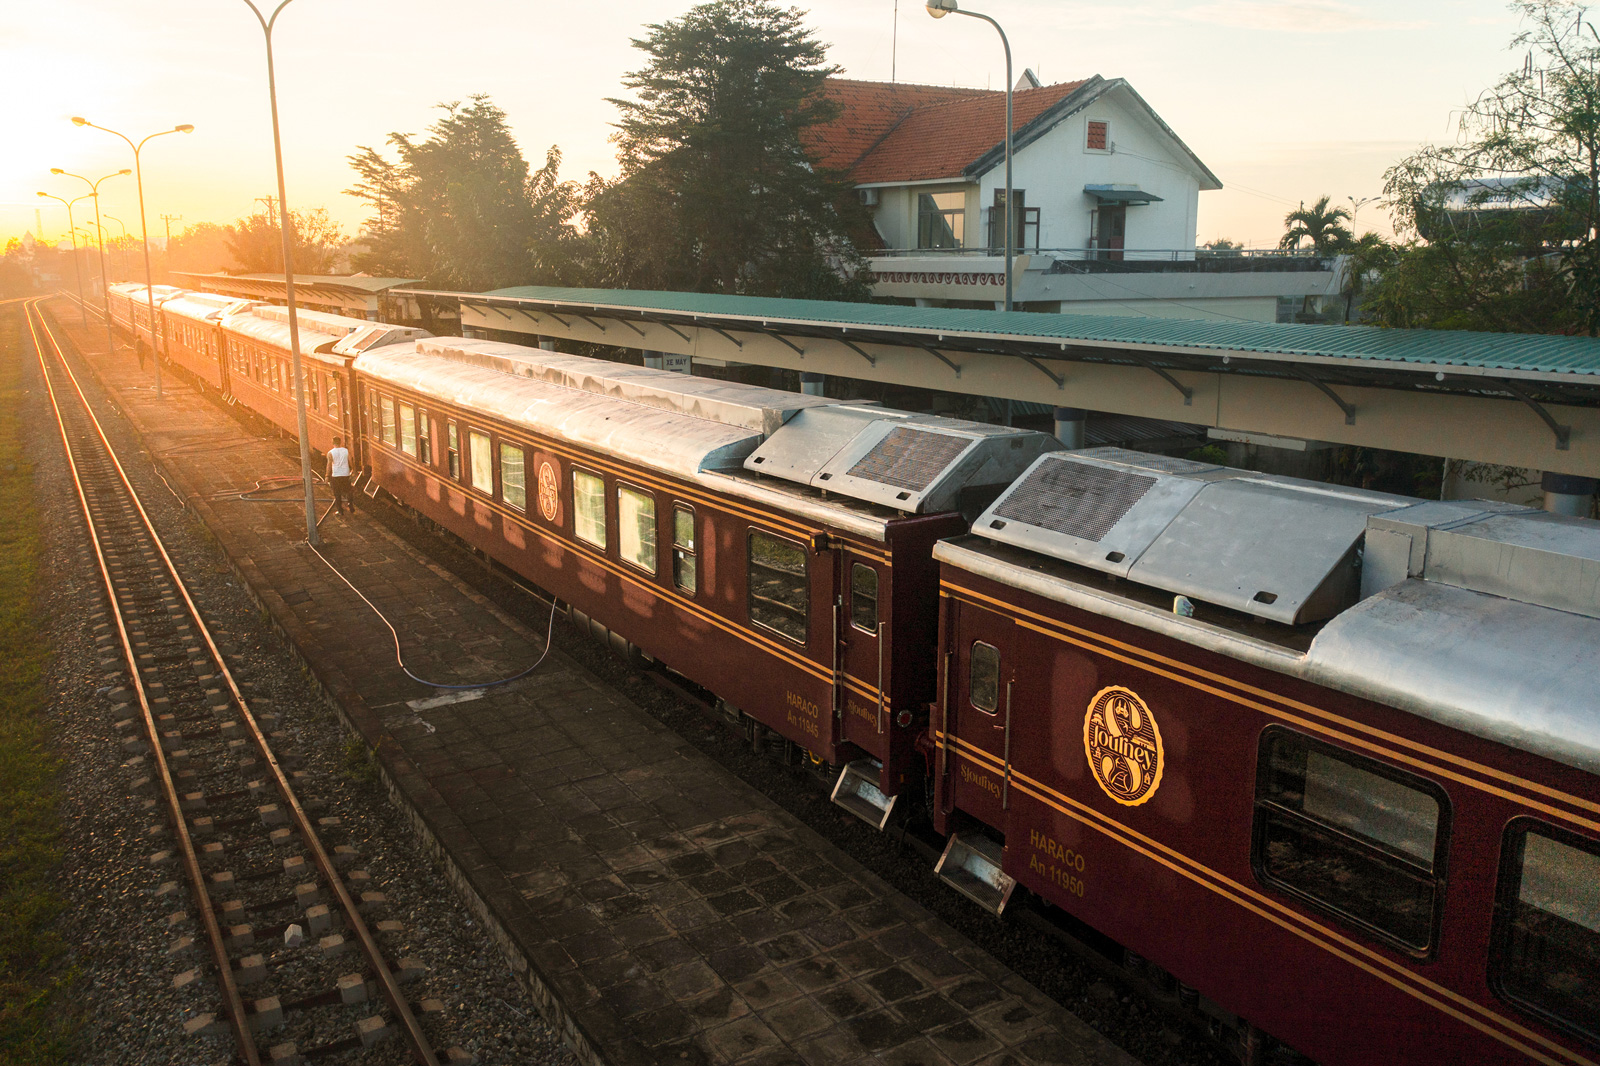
xmin=1084 ymin=184 xmax=1163 ymax=205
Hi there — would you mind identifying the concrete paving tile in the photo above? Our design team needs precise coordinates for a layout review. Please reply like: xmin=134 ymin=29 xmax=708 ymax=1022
xmin=702 ymin=1015 xmax=784 ymax=1064
xmin=929 ymin=1020 xmax=1005 ymax=1066
xmin=734 ymin=969 xmax=804 ymax=1012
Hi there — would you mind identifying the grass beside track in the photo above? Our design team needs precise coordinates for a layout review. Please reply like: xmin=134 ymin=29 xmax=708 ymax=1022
xmin=0 ymin=304 xmax=74 ymax=1064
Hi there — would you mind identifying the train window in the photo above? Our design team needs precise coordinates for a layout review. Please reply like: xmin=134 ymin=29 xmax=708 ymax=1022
xmin=328 ymin=380 xmax=340 ymax=421
xmin=851 ymin=564 xmax=879 ymax=632
xmin=309 ymin=372 xmax=321 ymax=413
xmin=447 ymin=423 xmax=460 ymax=480
xmin=1491 ymin=822 xmax=1600 ymax=1042
xmin=399 ymin=403 xmax=417 ymax=456
xmin=672 ymin=505 xmax=696 ymax=594
xmin=748 ymin=530 xmax=808 ymax=643
xmin=500 ymin=443 xmax=526 ymax=511
xmin=1253 ymin=729 xmax=1446 ymax=955
xmin=417 ymin=409 xmax=431 ymax=464
xmin=969 ymin=642 xmax=999 ymax=712
xmin=573 ymin=469 xmax=607 ymax=548
xmin=381 ymin=397 xmax=397 ymax=446
xmin=617 ymin=485 xmax=657 ymax=574
xmin=468 ymin=431 xmax=494 ymax=494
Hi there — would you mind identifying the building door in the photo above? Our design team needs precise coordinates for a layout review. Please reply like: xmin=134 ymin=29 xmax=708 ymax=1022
xmin=1093 ymin=205 xmax=1127 ymax=261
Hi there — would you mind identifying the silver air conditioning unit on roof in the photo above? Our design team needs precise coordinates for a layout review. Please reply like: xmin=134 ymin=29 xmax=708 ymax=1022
xmin=858 ymin=188 xmax=880 ymax=207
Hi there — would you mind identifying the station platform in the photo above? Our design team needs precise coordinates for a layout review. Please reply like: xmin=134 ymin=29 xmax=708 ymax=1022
xmin=52 ymin=301 xmax=1141 ymax=1066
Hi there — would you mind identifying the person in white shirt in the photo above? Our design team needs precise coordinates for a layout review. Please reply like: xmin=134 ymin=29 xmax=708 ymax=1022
xmin=326 ymin=436 xmax=354 ymax=515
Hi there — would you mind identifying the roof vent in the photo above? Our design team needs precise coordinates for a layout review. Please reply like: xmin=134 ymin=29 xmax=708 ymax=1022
xmin=846 ymin=426 xmax=972 ymax=493
xmin=992 ymin=458 xmax=1156 ymax=543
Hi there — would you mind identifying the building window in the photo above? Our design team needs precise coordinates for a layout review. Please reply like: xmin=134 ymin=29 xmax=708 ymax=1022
xmin=573 ymin=469 xmax=607 ymax=548
xmin=672 ymin=505 xmax=696 ymax=594
xmin=970 ymin=642 xmax=999 ymax=712
xmin=399 ymin=402 xmax=417 ymax=456
xmin=748 ymin=530 xmax=807 ymax=642
xmin=617 ymin=485 xmax=657 ymax=574
xmin=851 ymin=564 xmax=878 ymax=632
xmin=381 ymin=396 xmax=397 ymax=446
xmin=447 ymin=422 xmax=460 ymax=479
xmin=1252 ymin=728 xmax=1446 ymax=954
xmin=1491 ymin=822 xmax=1600 ymax=1042
xmin=468 ymin=430 xmax=493 ymax=494
xmin=417 ymin=408 xmax=431 ymax=464
xmin=1086 ymin=119 xmax=1109 ymax=151
xmin=500 ymin=443 xmax=525 ymax=511
xmin=917 ymin=191 xmax=966 ymax=249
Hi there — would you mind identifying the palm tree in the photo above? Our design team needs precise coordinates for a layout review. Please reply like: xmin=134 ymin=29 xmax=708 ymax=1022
xmin=1280 ymin=195 xmax=1355 ymax=255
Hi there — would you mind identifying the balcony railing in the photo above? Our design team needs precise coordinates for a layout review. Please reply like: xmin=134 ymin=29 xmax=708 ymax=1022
xmin=868 ymin=247 xmax=1341 ymax=274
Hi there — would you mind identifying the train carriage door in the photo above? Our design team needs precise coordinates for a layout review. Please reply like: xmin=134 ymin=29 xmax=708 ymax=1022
xmin=836 ymin=550 xmax=887 ymax=755
xmin=942 ymin=600 xmax=1015 ymax=824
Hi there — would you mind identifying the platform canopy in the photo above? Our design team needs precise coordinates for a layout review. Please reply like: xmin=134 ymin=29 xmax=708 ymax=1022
xmin=171 ymin=272 xmax=419 ymax=319
xmin=399 ymin=285 xmax=1600 ymax=477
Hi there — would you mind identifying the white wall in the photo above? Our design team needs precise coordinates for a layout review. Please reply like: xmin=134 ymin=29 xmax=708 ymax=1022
xmin=862 ymin=84 xmax=1209 ymax=255
xmin=980 ymin=85 xmax=1203 ymax=253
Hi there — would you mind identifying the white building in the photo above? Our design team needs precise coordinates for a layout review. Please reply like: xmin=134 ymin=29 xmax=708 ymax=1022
xmin=809 ymin=75 xmax=1343 ymax=322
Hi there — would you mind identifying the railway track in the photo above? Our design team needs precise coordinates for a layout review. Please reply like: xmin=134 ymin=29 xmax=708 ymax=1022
xmin=26 ymin=299 xmax=444 ymax=1066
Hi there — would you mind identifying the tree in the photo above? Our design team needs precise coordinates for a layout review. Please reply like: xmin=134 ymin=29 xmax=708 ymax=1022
xmin=1377 ymin=0 xmax=1600 ymax=334
xmin=225 ymin=207 xmax=347 ymax=274
xmin=587 ymin=0 xmax=870 ymax=299
xmin=1339 ymin=232 xmax=1396 ymax=323
xmin=1279 ymin=196 xmax=1354 ymax=254
xmin=347 ymin=96 xmax=581 ymax=291
xmin=162 ymin=221 xmax=234 ymax=278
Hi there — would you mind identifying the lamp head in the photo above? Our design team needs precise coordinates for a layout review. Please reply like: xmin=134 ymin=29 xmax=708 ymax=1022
xmin=50 ymin=167 xmax=64 ymax=175
xmin=36 ymin=191 xmax=47 ymax=198
xmin=926 ymin=0 xmax=958 ymax=16
xmin=175 ymin=124 xmax=194 ymax=133
xmin=71 ymin=116 xmax=88 ymax=127
xmin=118 ymin=169 xmax=131 ymax=175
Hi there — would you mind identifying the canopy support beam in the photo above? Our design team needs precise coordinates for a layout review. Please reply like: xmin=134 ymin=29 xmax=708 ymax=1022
xmin=1295 ymin=368 xmax=1356 ymax=425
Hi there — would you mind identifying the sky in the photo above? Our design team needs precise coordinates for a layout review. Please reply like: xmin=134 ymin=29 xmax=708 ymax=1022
xmin=0 ymin=0 xmax=1528 ymax=253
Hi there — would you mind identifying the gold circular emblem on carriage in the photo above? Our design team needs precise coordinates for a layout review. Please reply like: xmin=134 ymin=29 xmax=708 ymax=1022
xmin=537 ymin=461 xmax=560 ymax=523
xmin=1084 ymin=686 xmax=1164 ymax=807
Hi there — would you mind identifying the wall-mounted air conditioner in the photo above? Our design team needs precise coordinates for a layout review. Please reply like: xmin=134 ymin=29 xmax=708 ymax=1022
xmin=857 ymin=188 xmax=880 ymax=207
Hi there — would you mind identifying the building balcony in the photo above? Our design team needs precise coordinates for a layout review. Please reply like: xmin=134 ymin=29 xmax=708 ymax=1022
xmin=865 ymin=249 xmax=1346 ymax=322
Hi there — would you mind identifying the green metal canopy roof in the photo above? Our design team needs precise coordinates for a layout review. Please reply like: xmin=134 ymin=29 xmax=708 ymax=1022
xmin=457 ymin=285 xmax=1600 ymax=383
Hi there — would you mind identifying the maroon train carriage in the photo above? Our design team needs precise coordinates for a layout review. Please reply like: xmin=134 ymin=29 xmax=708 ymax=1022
xmin=218 ymin=303 xmax=426 ymax=460
xmin=106 ymin=282 xmax=186 ymax=351
xmin=931 ymin=447 xmax=1600 ymax=1066
xmin=158 ymin=291 xmax=259 ymax=392
xmin=352 ymin=337 xmax=1055 ymax=803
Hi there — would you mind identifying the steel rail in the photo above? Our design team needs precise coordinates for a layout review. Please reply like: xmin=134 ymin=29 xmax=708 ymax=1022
xmin=25 ymin=299 xmax=261 ymax=1065
xmin=31 ymin=301 xmax=441 ymax=1066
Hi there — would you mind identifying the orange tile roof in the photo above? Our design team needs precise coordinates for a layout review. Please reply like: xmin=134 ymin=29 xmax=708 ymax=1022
xmin=807 ymin=77 xmax=1090 ymax=184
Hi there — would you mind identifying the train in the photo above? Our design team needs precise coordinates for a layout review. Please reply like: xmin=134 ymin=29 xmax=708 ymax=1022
xmin=99 ymin=282 xmax=1600 ymax=1066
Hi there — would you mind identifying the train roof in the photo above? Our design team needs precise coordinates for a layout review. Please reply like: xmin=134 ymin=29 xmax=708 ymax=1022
xmin=218 ymin=304 xmax=397 ymax=363
xmin=357 ymin=338 xmax=1058 ymax=534
xmin=108 ymin=283 xmax=186 ymax=303
xmin=940 ymin=448 xmax=1600 ymax=774
xmin=355 ymin=342 xmax=765 ymax=479
xmin=163 ymin=291 xmax=257 ymax=323
xmin=972 ymin=448 xmax=1409 ymax=624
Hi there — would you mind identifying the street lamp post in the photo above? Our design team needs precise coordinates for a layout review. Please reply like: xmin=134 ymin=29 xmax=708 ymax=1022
xmin=36 ymin=191 xmax=91 ymax=327
xmin=240 ymin=0 xmax=319 ymax=546
xmin=73 ymin=118 xmax=194 ymax=400
xmin=52 ymin=167 xmax=128 ymax=356
xmin=926 ymin=0 xmax=1014 ymax=312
